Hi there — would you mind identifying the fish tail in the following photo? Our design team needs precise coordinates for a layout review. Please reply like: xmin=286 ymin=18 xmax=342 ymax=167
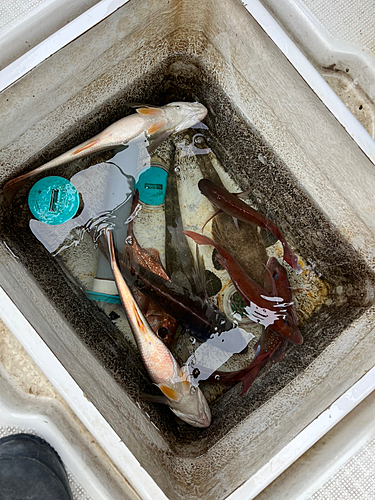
xmin=239 ymin=365 xmax=264 ymax=395
xmin=4 ymin=134 xmax=107 ymax=203
xmin=212 ymin=365 xmax=262 ymax=394
xmin=273 ymin=318 xmax=303 ymax=345
xmin=3 ymin=170 xmax=38 ymax=202
xmin=183 ymin=230 xmax=216 ymax=247
xmin=213 ymin=351 xmax=271 ymax=394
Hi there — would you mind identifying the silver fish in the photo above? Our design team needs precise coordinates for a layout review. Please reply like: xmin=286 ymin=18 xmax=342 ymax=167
xmin=4 ymin=102 xmax=207 ymax=201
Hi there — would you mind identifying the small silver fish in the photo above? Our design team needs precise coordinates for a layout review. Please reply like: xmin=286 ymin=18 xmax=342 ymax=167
xmin=104 ymin=228 xmax=211 ymax=428
xmin=4 ymin=102 xmax=207 ymax=201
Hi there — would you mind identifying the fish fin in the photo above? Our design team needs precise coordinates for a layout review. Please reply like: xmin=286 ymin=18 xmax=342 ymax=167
xmin=144 ymin=247 xmax=171 ymax=281
xmin=275 ymin=321 xmax=303 ymax=345
xmin=234 ymin=188 xmax=251 ymax=200
xmin=179 ymin=369 xmax=191 ymax=390
xmin=259 ymin=227 xmax=279 ymax=248
xmin=270 ymin=338 xmax=289 ymax=364
xmin=289 ymin=306 xmax=299 ymax=326
xmin=253 ymin=340 xmax=261 ymax=355
xmin=232 ymin=217 xmax=239 ymax=231
xmin=283 ymin=244 xmax=302 ymax=273
xmin=183 ymin=231 xmax=215 ymax=247
xmin=182 ymin=380 xmax=191 ymax=392
xmin=192 ymin=245 xmax=207 ymax=298
xmin=140 ymin=393 xmax=169 ymax=405
xmin=137 ymin=107 xmax=164 ymax=116
xmin=147 ymin=119 xmax=168 ymax=135
xmin=209 ymin=371 xmax=236 ymax=388
xmin=239 ymin=364 xmax=265 ymax=395
xmin=4 ymin=172 xmax=34 ymax=202
xmin=215 ymin=255 xmax=232 ymax=278
xmin=202 ymin=209 xmax=221 ymax=232
xmin=125 ymin=103 xmax=159 ymax=109
xmin=141 ymin=248 xmax=170 ymax=281
xmin=145 ymin=247 xmax=161 ymax=262
xmin=264 ymin=265 xmax=278 ymax=297
xmin=73 ymin=138 xmax=100 ymax=155
xmin=147 ymin=131 xmax=171 ymax=154
xmin=158 ymin=384 xmax=181 ymax=402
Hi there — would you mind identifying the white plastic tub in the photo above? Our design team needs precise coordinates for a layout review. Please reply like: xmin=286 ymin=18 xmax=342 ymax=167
xmin=1 ymin=1 xmax=375 ymax=499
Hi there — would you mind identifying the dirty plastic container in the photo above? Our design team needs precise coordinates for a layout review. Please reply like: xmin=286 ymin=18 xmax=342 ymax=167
xmin=1 ymin=1 xmax=375 ymax=499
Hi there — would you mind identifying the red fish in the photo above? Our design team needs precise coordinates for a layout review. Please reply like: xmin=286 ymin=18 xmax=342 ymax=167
xmin=198 ymin=179 xmax=301 ymax=272
xmin=125 ymin=191 xmax=178 ymax=344
xmin=215 ymin=327 xmax=284 ymax=395
xmin=125 ymin=191 xmax=170 ymax=281
xmin=264 ymin=257 xmax=299 ymax=331
xmin=213 ymin=258 xmax=299 ymax=394
xmin=183 ymin=231 xmax=303 ymax=344
xmin=144 ymin=301 xmax=178 ymax=345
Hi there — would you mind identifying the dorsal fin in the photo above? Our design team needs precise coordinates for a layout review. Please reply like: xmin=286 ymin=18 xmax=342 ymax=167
xmin=137 ymin=107 xmax=164 ymax=116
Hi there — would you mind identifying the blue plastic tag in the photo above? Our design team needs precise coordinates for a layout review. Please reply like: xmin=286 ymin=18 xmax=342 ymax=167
xmin=28 ymin=176 xmax=80 ymax=225
xmin=135 ymin=166 xmax=168 ymax=206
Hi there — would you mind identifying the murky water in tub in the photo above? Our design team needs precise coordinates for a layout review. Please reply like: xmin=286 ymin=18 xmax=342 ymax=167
xmin=25 ymin=125 xmax=329 ymax=406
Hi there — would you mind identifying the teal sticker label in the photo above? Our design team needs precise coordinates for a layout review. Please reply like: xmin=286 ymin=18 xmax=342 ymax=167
xmin=28 ymin=176 xmax=80 ymax=225
xmin=135 ymin=167 xmax=168 ymax=206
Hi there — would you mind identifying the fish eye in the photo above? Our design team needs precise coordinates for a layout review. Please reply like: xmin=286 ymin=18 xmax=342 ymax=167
xmin=175 ymin=105 xmax=180 ymax=109
xmin=158 ymin=327 xmax=169 ymax=339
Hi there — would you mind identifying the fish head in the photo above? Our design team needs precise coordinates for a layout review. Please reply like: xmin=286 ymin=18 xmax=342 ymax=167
xmin=163 ymin=102 xmax=208 ymax=134
xmin=146 ymin=312 xmax=178 ymax=345
xmin=169 ymin=383 xmax=212 ymax=428
xmin=283 ymin=244 xmax=302 ymax=273
xmin=265 ymin=257 xmax=290 ymax=301
xmin=158 ymin=371 xmax=211 ymax=428
xmin=198 ymin=178 xmax=220 ymax=204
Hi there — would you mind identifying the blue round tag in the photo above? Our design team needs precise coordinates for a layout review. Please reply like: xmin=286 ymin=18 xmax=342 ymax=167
xmin=28 ymin=176 xmax=80 ymax=225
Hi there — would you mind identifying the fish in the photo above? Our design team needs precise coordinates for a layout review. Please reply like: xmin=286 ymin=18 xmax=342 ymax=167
xmin=117 ymin=253 xmax=245 ymax=349
xmin=183 ymin=231 xmax=303 ymax=344
xmin=212 ymin=212 xmax=268 ymax=286
xmin=125 ymin=190 xmax=170 ymax=282
xmin=164 ymin=163 xmax=200 ymax=294
xmin=104 ymin=227 xmax=211 ymax=428
xmin=4 ymin=102 xmax=208 ymax=201
xmin=264 ymin=257 xmax=299 ymax=331
xmin=212 ymin=258 xmax=298 ymax=394
xmin=198 ymin=178 xmax=301 ymax=272
xmin=144 ymin=301 xmax=178 ymax=346
xmin=214 ymin=327 xmax=284 ymax=395
xmin=125 ymin=191 xmax=178 ymax=344
xmin=95 ymin=222 xmax=245 ymax=347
